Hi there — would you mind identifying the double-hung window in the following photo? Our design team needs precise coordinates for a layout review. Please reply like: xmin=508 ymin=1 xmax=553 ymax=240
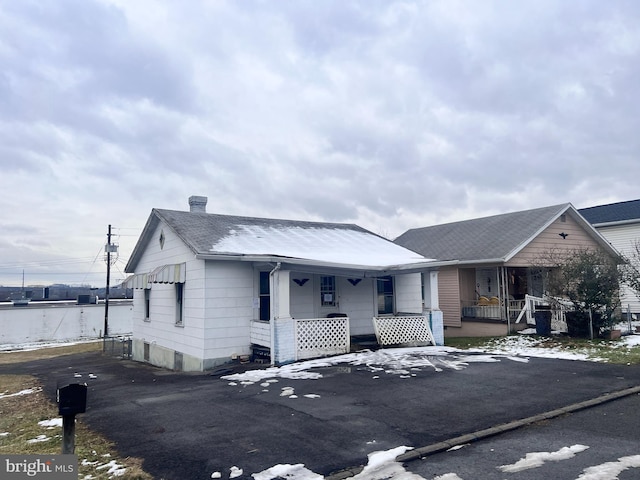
xmin=320 ymin=276 xmax=336 ymax=307
xmin=259 ymin=271 xmax=270 ymax=321
xmin=144 ymin=288 xmax=151 ymax=321
xmin=175 ymin=283 xmax=184 ymax=326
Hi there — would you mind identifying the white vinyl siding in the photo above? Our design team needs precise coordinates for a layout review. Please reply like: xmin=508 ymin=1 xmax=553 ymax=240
xmin=595 ymin=223 xmax=640 ymax=313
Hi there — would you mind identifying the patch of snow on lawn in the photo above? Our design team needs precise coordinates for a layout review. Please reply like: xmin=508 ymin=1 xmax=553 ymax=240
xmin=620 ymin=335 xmax=640 ymax=348
xmin=0 ymin=340 xmax=101 ymax=352
xmin=38 ymin=418 xmax=63 ymax=428
xmin=473 ymin=336 xmax=600 ymax=361
xmin=0 ymin=388 xmax=40 ymax=399
xmin=498 ymin=444 xmax=590 ymax=472
xmin=27 ymin=434 xmax=50 ymax=444
xmin=95 ymin=460 xmax=126 ymax=477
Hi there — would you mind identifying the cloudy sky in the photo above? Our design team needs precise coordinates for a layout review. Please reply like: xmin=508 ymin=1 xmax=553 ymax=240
xmin=1 ymin=0 xmax=639 ymax=287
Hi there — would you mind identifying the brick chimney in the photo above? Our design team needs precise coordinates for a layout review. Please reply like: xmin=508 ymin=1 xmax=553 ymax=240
xmin=188 ymin=196 xmax=208 ymax=213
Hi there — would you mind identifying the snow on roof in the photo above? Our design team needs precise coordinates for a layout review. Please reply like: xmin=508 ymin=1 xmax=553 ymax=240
xmin=210 ymin=224 xmax=433 ymax=267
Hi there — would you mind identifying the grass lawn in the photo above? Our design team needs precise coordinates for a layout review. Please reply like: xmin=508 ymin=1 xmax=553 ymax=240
xmin=0 ymin=343 xmax=152 ymax=479
xmin=445 ymin=334 xmax=640 ymax=364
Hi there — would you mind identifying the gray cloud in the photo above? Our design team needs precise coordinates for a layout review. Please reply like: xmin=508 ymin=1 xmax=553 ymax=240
xmin=1 ymin=0 xmax=639 ymax=285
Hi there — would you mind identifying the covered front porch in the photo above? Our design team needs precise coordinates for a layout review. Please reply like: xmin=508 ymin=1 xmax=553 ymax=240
xmin=459 ymin=266 xmax=546 ymax=323
xmin=249 ymin=266 xmax=443 ymax=365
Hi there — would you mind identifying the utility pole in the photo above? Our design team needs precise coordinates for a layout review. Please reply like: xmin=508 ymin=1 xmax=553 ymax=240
xmin=104 ymin=225 xmax=112 ymax=339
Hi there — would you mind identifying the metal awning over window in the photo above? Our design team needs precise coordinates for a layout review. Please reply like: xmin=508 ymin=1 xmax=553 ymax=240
xmin=148 ymin=263 xmax=186 ymax=284
xmin=124 ymin=273 xmax=148 ymax=290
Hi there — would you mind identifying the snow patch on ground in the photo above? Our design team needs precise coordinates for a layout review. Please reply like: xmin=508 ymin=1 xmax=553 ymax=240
xmin=38 ymin=418 xmax=63 ymax=429
xmin=576 ymin=454 xmax=640 ymax=479
xmin=498 ymin=444 xmax=590 ymax=472
xmin=0 ymin=388 xmax=40 ymax=399
xmin=222 ymin=347 xmax=528 ymax=385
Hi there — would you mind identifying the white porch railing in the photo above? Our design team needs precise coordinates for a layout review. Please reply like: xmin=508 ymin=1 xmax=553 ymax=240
xmin=295 ymin=317 xmax=350 ymax=361
xmin=250 ymin=320 xmax=271 ymax=347
xmin=514 ymin=294 xmax=568 ymax=332
xmin=372 ymin=315 xmax=436 ymax=346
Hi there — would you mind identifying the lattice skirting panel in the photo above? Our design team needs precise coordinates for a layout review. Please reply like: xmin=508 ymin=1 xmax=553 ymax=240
xmin=373 ymin=316 xmax=436 ymax=346
xmin=295 ymin=317 xmax=350 ymax=361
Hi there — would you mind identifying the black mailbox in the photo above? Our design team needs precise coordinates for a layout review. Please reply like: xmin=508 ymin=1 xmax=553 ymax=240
xmin=57 ymin=383 xmax=87 ymax=416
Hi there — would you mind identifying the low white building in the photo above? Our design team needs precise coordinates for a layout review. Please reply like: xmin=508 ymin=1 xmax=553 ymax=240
xmin=579 ymin=199 xmax=640 ymax=315
xmin=125 ymin=196 xmax=446 ymax=371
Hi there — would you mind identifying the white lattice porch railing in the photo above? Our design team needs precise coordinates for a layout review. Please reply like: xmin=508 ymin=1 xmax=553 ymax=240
xmin=373 ymin=315 xmax=436 ymax=346
xmin=295 ymin=317 xmax=350 ymax=361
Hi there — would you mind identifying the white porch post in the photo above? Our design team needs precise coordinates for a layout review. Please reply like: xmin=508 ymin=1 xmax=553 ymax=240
xmin=270 ymin=268 xmax=294 ymax=365
xmin=423 ymin=270 xmax=444 ymax=345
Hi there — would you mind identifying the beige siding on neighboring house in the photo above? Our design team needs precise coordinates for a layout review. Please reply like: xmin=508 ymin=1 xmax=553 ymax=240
xmin=507 ymin=214 xmax=601 ymax=266
xmin=459 ymin=268 xmax=476 ymax=304
xmin=438 ymin=266 xmax=461 ymax=327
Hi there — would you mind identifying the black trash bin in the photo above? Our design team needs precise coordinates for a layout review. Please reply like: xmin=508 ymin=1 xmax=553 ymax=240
xmin=534 ymin=306 xmax=552 ymax=336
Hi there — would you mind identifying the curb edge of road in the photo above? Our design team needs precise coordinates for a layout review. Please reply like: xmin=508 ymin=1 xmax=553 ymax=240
xmin=326 ymin=385 xmax=640 ymax=480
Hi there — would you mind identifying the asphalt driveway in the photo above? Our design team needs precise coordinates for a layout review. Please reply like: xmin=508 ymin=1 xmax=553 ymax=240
xmin=3 ymin=348 xmax=640 ymax=480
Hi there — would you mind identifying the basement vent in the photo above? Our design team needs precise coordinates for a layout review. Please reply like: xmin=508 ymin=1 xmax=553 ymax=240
xmin=143 ymin=342 xmax=150 ymax=361
xmin=174 ymin=351 xmax=183 ymax=371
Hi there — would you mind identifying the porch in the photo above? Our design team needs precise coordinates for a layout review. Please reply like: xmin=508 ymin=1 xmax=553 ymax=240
xmin=250 ymin=313 xmax=438 ymax=364
xmin=248 ymin=265 xmax=443 ymax=365
xmin=459 ymin=266 xmax=545 ymax=322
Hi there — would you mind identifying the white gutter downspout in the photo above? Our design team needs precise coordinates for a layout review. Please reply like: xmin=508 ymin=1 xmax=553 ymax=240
xmin=269 ymin=262 xmax=281 ymax=366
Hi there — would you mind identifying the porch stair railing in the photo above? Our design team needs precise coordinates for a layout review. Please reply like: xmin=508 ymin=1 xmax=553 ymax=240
xmin=514 ymin=294 xmax=568 ymax=333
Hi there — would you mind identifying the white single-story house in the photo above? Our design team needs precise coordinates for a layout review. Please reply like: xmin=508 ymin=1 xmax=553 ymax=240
xmin=394 ymin=203 xmax=620 ymax=337
xmin=125 ymin=196 xmax=446 ymax=371
xmin=579 ymin=199 xmax=640 ymax=315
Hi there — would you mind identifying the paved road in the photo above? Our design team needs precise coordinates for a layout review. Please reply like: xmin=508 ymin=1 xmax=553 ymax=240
xmin=3 ymin=349 xmax=640 ymax=480
xmin=405 ymin=393 xmax=640 ymax=480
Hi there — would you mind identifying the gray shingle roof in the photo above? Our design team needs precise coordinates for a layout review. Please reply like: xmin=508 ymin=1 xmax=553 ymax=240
xmin=154 ymin=209 xmax=372 ymax=254
xmin=578 ymin=199 xmax=640 ymax=225
xmin=394 ymin=204 xmax=572 ymax=262
xmin=126 ymin=209 xmax=432 ymax=272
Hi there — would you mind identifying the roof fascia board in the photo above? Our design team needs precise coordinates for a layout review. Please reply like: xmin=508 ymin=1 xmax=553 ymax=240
xmin=591 ymin=218 xmax=640 ymax=228
xmin=194 ymin=253 xmax=455 ymax=273
xmin=456 ymin=258 xmax=508 ymax=266
xmin=502 ymin=204 xmax=620 ymax=261
xmin=125 ymin=211 xmax=161 ymax=273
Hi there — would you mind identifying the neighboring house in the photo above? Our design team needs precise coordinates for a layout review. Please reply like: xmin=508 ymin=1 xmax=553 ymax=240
xmin=124 ymin=196 xmax=445 ymax=371
xmin=394 ymin=204 xmax=619 ymax=337
xmin=579 ymin=199 xmax=640 ymax=315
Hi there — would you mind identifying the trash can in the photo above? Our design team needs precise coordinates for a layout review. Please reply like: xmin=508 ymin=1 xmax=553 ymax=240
xmin=534 ymin=306 xmax=552 ymax=336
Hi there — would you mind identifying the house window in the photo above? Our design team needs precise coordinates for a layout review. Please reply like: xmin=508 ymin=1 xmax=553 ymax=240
xmin=144 ymin=288 xmax=151 ymax=321
xmin=259 ymin=271 xmax=270 ymax=321
xmin=143 ymin=342 xmax=150 ymax=361
xmin=377 ymin=276 xmax=394 ymax=314
xmin=175 ymin=283 xmax=184 ymax=326
xmin=320 ymin=276 xmax=336 ymax=307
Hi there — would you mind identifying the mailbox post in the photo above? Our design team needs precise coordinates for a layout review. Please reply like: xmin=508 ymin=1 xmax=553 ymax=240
xmin=57 ymin=383 xmax=87 ymax=454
